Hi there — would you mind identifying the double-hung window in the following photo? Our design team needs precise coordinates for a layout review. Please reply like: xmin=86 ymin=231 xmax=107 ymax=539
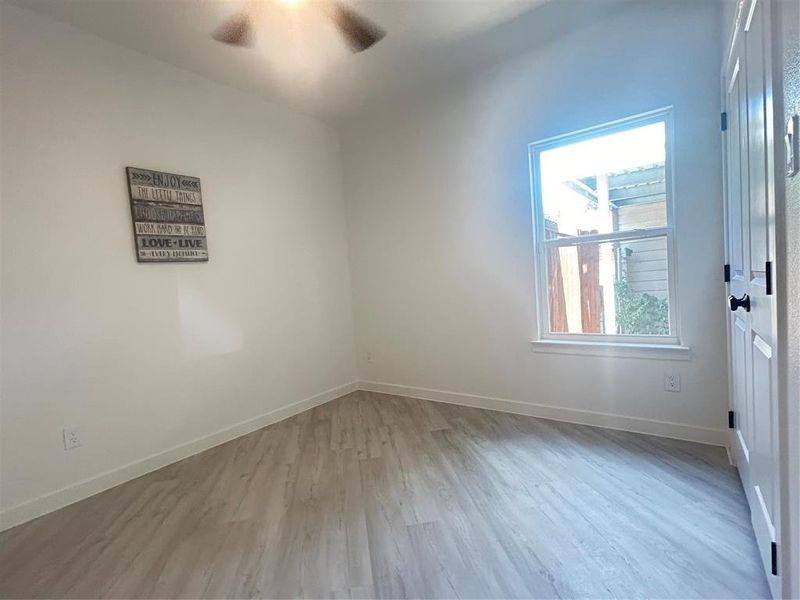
xmin=529 ymin=109 xmax=681 ymax=350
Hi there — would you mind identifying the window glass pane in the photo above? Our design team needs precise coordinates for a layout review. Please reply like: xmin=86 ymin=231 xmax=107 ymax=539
xmin=540 ymin=122 xmax=667 ymax=238
xmin=547 ymin=236 xmax=670 ymax=335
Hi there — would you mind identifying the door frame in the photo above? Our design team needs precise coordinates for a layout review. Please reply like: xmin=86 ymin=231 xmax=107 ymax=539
xmin=770 ymin=0 xmax=800 ymax=596
xmin=722 ymin=1 xmax=799 ymax=596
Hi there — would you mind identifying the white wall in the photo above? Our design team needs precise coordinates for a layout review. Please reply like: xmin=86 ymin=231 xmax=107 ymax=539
xmin=342 ymin=0 xmax=729 ymax=442
xmin=0 ymin=4 xmax=357 ymax=528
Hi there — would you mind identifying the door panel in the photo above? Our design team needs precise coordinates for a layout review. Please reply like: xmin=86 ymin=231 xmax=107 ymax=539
xmin=724 ymin=0 xmax=780 ymax=596
xmin=727 ymin=58 xmax=746 ymax=274
xmin=752 ymin=334 xmax=775 ymax=519
xmin=733 ymin=317 xmax=751 ymax=461
xmin=746 ymin=0 xmax=769 ymax=273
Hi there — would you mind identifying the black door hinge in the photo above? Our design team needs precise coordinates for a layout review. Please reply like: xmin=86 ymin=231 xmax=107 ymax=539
xmin=728 ymin=410 xmax=735 ymax=429
xmin=724 ymin=264 xmax=731 ymax=283
xmin=721 ymin=112 xmax=728 ymax=131
xmin=766 ymin=261 xmax=773 ymax=295
xmin=771 ymin=541 xmax=778 ymax=575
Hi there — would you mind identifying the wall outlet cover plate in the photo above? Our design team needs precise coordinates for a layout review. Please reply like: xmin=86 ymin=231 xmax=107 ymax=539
xmin=63 ymin=426 xmax=81 ymax=450
xmin=786 ymin=115 xmax=799 ymax=177
xmin=664 ymin=373 xmax=681 ymax=392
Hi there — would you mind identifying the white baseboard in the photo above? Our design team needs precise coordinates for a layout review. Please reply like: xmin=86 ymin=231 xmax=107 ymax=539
xmin=0 ymin=381 xmax=360 ymax=532
xmin=358 ymin=380 xmax=729 ymax=447
xmin=0 ymin=378 xmax=727 ymax=532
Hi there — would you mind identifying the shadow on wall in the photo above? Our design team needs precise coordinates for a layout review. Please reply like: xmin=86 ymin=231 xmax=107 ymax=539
xmin=178 ymin=280 xmax=243 ymax=359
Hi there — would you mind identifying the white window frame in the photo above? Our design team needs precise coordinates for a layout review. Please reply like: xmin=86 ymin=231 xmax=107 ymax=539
xmin=528 ymin=107 xmax=686 ymax=355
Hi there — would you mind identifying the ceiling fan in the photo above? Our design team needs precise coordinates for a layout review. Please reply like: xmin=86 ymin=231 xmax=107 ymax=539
xmin=212 ymin=1 xmax=386 ymax=53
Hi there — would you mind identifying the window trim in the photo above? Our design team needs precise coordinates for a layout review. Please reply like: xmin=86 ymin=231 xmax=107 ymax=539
xmin=528 ymin=107 xmax=682 ymax=347
xmin=530 ymin=339 xmax=691 ymax=361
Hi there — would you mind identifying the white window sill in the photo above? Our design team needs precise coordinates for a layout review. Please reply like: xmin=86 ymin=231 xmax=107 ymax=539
xmin=530 ymin=339 xmax=691 ymax=361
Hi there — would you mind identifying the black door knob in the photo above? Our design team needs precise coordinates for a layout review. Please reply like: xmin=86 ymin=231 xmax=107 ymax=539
xmin=729 ymin=294 xmax=751 ymax=312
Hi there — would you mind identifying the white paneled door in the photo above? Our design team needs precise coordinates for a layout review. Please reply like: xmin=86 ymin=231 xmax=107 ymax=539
xmin=723 ymin=0 xmax=780 ymax=596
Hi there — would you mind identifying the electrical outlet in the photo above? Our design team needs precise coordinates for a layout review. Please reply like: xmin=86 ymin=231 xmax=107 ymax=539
xmin=664 ymin=373 xmax=681 ymax=393
xmin=63 ymin=426 xmax=81 ymax=450
xmin=365 ymin=351 xmax=373 ymax=363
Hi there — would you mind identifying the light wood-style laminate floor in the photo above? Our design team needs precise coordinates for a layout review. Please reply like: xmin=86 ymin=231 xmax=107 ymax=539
xmin=0 ymin=391 xmax=770 ymax=599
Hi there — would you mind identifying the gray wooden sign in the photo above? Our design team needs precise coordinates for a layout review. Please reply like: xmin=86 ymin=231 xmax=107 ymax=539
xmin=126 ymin=167 xmax=208 ymax=263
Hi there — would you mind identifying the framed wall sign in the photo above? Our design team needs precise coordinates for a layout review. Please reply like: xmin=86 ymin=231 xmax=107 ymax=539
xmin=126 ymin=167 xmax=208 ymax=263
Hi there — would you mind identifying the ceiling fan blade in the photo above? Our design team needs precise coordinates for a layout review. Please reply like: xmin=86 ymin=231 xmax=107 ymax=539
xmin=330 ymin=2 xmax=385 ymax=53
xmin=212 ymin=12 xmax=254 ymax=47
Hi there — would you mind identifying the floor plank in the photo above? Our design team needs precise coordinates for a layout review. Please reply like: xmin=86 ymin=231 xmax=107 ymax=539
xmin=0 ymin=391 xmax=770 ymax=599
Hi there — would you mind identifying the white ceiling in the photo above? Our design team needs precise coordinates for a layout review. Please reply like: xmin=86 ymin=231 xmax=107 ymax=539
xmin=9 ymin=0 xmax=628 ymax=119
